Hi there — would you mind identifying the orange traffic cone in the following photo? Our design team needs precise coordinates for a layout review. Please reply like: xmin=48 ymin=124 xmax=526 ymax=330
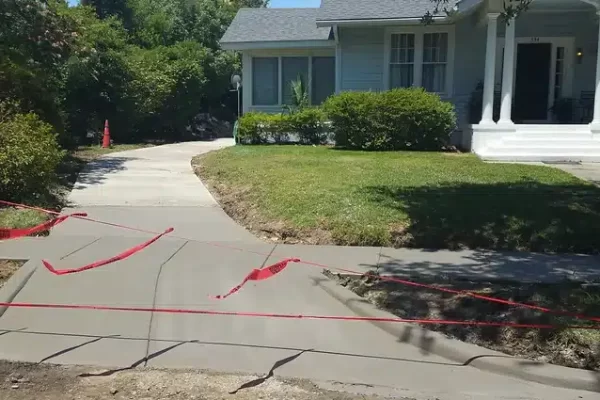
xmin=102 ymin=120 xmax=111 ymax=148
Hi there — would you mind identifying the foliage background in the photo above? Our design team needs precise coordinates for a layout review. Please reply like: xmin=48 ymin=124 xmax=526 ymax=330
xmin=0 ymin=0 xmax=267 ymax=147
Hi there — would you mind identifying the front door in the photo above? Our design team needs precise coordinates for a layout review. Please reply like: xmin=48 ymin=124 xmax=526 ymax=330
xmin=513 ymin=43 xmax=552 ymax=121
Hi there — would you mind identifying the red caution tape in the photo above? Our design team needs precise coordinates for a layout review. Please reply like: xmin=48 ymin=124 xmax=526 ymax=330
xmin=0 ymin=213 xmax=88 ymax=240
xmin=212 ymin=258 xmax=301 ymax=299
xmin=3 ymin=200 xmax=599 ymax=325
xmin=42 ymin=228 xmax=174 ymax=275
xmin=0 ymin=302 xmax=599 ymax=330
xmin=0 ymin=200 xmax=59 ymax=215
xmin=303 ymin=263 xmax=600 ymax=324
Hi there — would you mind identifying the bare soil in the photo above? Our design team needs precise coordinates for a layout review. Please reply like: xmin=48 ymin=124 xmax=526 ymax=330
xmin=0 ymin=361 xmax=400 ymax=400
xmin=326 ymin=272 xmax=600 ymax=371
xmin=0 ymin=259 xmax=25 ymax=290
xmin=193 ymin=163 xmax=332 ymax=245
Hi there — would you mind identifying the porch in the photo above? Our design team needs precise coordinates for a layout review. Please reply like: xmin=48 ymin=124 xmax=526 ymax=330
xmin=469 ymin=0 xmax=600 ymax=162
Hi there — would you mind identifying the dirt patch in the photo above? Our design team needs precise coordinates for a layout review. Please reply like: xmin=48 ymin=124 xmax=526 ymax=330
xmin=0 ymin=259 xmax=25 ymax=290
xmin=193 ymin=161 xmax=332 ymax=245
xmin=0 ymin=361 xmax=401 ymax=400
xmin=326 ymin=272 xmax=600 ymax=371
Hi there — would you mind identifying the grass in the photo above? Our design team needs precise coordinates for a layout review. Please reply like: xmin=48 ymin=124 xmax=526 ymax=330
xmin=197 ymin=146 xmax=600 ymax=253
xmin=332 ymin=273 xmax=600 ymax=371
xmin=0 ymin=143 xmax=150 ymax=231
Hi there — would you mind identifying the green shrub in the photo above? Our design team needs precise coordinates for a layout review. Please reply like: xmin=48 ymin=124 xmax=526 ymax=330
xmin=287 ymin=107 xmax=327 ymax=145
xmin=238 ymin=112 xmax=288 ymax=144
xmin=238 ymin=109 xmax=328 ymax=145
xmin=323 ymin=88 xmax=456 ymax=150
xmin=0 ymin=112 xmax=65 ymax=201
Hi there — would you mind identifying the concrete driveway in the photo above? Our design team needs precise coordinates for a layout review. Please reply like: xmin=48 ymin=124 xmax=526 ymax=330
xmin=0 ymin=141 xmax=597 ymax=399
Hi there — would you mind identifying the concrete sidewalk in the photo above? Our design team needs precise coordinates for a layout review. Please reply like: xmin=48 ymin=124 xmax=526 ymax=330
xmin=1 ymin=141 xmax=599 ymax=399
xmin=1 ymin=236 xmax=598 ymax=399
xmin=5 ymin=236 xmax=599 ymax=283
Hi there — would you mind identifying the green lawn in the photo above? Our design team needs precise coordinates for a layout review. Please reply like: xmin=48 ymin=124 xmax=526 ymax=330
xmin=197 ymin=146 xmax=600 ymax=253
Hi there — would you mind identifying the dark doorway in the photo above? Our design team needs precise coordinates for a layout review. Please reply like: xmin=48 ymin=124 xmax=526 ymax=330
xmin=513 ymin=43 xmax=552 ymax=121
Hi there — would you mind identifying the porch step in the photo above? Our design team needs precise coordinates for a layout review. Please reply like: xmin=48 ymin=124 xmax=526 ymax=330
xmin=513 ymin=124 xmax=591 ymax=133
xmin=480 ymin=153 xmax=600 ymax=162
xmin=487 ymin=146 xmax=600 ymax=155
xmin=501 ymin=138 xmax=600 ymax=148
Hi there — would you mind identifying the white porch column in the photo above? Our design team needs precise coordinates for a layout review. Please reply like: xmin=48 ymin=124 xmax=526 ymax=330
xmin=498 ymin=17 xmax=516 ymax=125
xmin=591 ymin=12 xmax=600 ymax=128
xmin=480 ymin=13 xmax=500 ymax=124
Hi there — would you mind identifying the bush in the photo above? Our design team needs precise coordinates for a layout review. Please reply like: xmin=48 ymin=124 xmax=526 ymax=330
xmin=238 ymin=109 xmax=327 ymax=145
xmin=0 ymin=112 xmax=65 ymax=201
xmin=323 ymin=88 xmax=456 ymax=150
xmin=237 ymin=112 xmax=287 ymax=144
xmin=287 ymin=107 xmax=327 ymax=145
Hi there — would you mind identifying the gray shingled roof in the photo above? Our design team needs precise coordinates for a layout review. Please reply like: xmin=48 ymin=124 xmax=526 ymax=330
xmin=317 ymin=0 xmax=443 ymax=21
xmin=220 ymin=8 xmax=332 ymax=44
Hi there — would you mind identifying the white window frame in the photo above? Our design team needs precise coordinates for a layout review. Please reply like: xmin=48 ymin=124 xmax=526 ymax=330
xmin=243 ymin=49 xmax=335 ymax=113
xmin=383 ymin=25 xmax=456 ymax=96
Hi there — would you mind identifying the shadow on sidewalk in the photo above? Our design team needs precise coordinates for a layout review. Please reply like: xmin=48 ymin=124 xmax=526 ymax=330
xmin=375 ymin=251 xmax=600 ymax=284
xmin=71 ymin=157 xmax=136 ymax=190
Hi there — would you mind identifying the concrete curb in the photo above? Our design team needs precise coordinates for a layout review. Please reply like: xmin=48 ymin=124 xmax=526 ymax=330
xmin=0 ymin=260 xmax=38 ymax=318
xmin=316 ymin=275 xmax=599 ymax=393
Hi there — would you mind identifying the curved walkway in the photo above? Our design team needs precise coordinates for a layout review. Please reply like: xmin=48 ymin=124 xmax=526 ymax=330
xmin=0 ymin=141 xmax=597 ymax=399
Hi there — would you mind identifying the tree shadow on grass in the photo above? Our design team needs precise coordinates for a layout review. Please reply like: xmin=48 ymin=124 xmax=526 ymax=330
xmin=364 ymin=182 xmax=600 ymax=254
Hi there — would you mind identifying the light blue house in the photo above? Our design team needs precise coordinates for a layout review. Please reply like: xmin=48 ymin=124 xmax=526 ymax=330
xmin=220 ymin=0 xmax=600 ymax=162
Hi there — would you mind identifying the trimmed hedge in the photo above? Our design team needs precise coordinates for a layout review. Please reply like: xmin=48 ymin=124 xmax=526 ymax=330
xmin=237 ymin=108 xmax=327 ymax=145
xmin=237 ymin=89 xmax=455 ymax=150
xmin=324 ymin=88 xmax=456 ymax=150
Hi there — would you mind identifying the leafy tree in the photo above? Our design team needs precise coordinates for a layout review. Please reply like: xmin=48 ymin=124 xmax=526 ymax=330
xmin=423 ymin=0 xmax=533 ymax=23
xmin=0 ymin=0 xmax=78 ymax=132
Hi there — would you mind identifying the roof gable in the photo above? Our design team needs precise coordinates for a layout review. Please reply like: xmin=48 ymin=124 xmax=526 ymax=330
xmin=220 ymin=8 xmax=332 ymax=46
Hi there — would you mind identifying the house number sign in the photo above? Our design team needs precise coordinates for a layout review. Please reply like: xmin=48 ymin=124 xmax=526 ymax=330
xmin=530 ymin=37 xmax=540 ymax=42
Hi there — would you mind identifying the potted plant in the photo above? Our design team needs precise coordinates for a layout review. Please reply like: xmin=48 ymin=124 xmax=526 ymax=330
xmin=550 ymin=97 xmax=574 ymax=123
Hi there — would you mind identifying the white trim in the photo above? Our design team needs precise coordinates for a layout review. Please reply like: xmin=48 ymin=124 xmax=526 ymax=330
xmin=242 ymin=52 xmax=252 ymax=114
xmin=333 ymin=25 xmax=341 ymax=93
xmin=308 ymin=55 xmax=313 ymax=105
xmin=495 ymin=36 xmax=575 ymax=121
xmin=481 ymin=13 xmax=500 ymax=124
xmin=383 ymin=25 xmax=456 ymax=96
xmin=414 ymin=33 xmax=424 ymax=88
xmin=591 ymin=10 xmax=600 ymax=126
xmin=277 ymin=57 xmax=283 ymax=105
xmin=498 ymin=18 xmax=516 ymax=125
xmin=221 ymin=40 xmax=335 ymax=51
xmin=335 ymin=40 xmax=342 ymax=93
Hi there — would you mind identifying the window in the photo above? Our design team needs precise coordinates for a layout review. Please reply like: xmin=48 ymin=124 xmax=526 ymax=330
xmin=252 ymin=57 xmax=278 ymax=106
xmin=387 ymin=29 xmax=453 ymax=94
xmin=390 ymin=33 xmax=415 ymax=88
xmin=422 ymin=33 xmax=448 ymax=93
xmin=312 ymin=57 xmax=335 ymax=104
xmin=554 ymin=47 xmax=565 ymax=100
xmin=282 ymin=57 xmax=309 ymax=105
